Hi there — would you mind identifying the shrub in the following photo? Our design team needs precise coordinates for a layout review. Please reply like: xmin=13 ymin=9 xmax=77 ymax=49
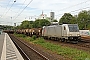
xmin=32 ymin=35 xmax=37 ymax=40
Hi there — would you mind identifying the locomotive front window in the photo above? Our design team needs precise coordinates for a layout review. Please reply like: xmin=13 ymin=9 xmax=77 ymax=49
xmin=68 ymin=25 xmax=79 ymax=32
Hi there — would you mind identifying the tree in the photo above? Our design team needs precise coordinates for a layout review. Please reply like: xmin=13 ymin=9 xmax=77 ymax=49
xmin=77 ymin=10 xmax=89 ymax=29
xmin=19 ymin=20 xmax=34 ymax=29
xmin=29 ymin=21 xmax=34 ymax=28
xmin=87 ymin=10 xmax=90 ymax=29
xmin=59 ymin=13 xmax=75 ymax=24
xmin=20 ymin=20 xmax=29 ymax=29
xmin=33 ymin=19 xmax=51 ymax=28
xmin=53 ymin=19 xmax=58 ymax=22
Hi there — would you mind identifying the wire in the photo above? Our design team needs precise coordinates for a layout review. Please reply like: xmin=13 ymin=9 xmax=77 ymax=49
xmin=14 ymin=0 xmax=33 ymax=20
xmin=13 ymin=0 xmax=27 ymax=17
xmin=6 ymin=0 xmax=12 ymax=9
xmin=56 ymin=6 xmax=90 ymax=18
xmin=69 ymin=7 xmax=90 ymax=13
xmin=3 ymin=0 xmax=16 ymax=17
xmin=1 ymin=0 xmax=11 ymax=17
xmin=57 ymin=0 xmax=90 ymax=12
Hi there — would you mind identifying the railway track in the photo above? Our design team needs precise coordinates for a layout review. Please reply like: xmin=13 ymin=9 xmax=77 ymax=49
xmin=9 ymin=34 xmax=49 ymax=60
xmin=8 ymin=33 xmax=90 ymax=60
xmin=44 ymin=38 xmax=90 ymax=52
xmin=78 ymin=38 xmax=90 ymax=48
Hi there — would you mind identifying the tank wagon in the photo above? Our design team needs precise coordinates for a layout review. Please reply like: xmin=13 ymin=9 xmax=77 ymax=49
xmin=42 ymin=24 xmax=81 ymax=42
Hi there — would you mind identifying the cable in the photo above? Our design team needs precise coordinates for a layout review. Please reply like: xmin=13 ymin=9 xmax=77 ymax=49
xmin=6 ymin=0 xmax=12 ymax=9
xmin=14 ymin=0 xmax=33 ymax=20
xmin=3 ymin=0 xmax=16 ymax=17
xmin=56 ymin=6 xmax=90 ymax=18
xmin=1 ymin=0 xmax=11 ymax=18
xmin=18 ymin=0 xmax=27 ymax=12
xmin=13 ymin=0 xmax=27 ymax=17
xmin=57 ymin=0 xmax=90 ymax=12
xmin=69 ymin=7 xmax=90 ymax=13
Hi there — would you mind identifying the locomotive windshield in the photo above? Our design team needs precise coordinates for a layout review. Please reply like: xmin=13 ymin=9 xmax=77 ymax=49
xmin=68 ymin=25 xmax=79 ymax=32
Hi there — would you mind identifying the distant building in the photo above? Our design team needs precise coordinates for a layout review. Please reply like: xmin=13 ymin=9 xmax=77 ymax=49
xmin=50 ymin=12 xmax=55 ymax=22
xmin=38 ymin=11 xmax=47 ymax=19
xmin=38 ymin=11 xmax=56 ymax=23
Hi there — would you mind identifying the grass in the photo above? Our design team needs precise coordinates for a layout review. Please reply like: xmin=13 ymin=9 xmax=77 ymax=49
xmin=14 ymin=33 xmax=90 ymax=60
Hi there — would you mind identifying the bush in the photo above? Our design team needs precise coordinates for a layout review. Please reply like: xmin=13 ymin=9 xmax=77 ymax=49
xmin=32 ymin=35 xmax=37 ymax=40
xmin=33 ymin=37 xmax=45 ymax=44
xmin=22 ymin=34 xmax=26 ymax=38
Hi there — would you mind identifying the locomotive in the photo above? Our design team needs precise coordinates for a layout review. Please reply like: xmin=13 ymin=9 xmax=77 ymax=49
xmin=42 ymin=24 xmax=81 ymax=42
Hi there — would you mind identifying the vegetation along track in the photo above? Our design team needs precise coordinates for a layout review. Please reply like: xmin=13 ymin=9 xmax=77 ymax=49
xmin=45 ymin=38 xmax=90 ymax=52
xmin=9 ymin=34 xmax=49 ymax=60
xmin=79 ymin=37 xmax=90 ymax=48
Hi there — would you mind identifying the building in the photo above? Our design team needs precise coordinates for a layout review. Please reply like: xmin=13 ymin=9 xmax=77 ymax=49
xmin=38 ymin=11 xmax=56 ymax=23
xmin=50 ymin=12 xmax=55 ymax=22
xmin=38 ymin=11 xmax=47 ymax=19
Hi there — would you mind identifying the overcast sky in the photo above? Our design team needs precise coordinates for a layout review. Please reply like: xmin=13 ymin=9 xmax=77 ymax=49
xmin=0 ymin=0 xmax=90 ymax=26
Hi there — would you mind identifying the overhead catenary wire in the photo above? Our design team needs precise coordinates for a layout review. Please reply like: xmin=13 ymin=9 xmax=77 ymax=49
xmin=1 ymin=0 xmax=90 ymax=25
xmin=1 ymin=0 xmax=11 ymax=17
xmin=5 ymin=0 xmax=12 ymax=10
xmin=17 ymin=0 xmax=27 ymax=12
xmin=57 ymin=0 xmax=90 ymax=12
xmin=13 ymin=0 xmax=27 ymax=17
xmin=13 ymin=0 xmax=33 ymax=20
xmin=55 ymin=6 xmax=90 ymax=19
xmin=69 ymin=7 xmax=90 ymax=13
xmin=55 ymin=0 xmax=90 ymax=18
xmin=23 ymin=0 xmax=90 ymax=20
xmin=3 ymin=0 xmax=16 ymax=17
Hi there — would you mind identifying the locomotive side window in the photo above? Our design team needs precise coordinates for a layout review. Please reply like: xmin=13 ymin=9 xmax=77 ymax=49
xmin=68 ymin=25 xmax=79 ymax=32
xmin=64 ymin=26 xmax=66 ymax=30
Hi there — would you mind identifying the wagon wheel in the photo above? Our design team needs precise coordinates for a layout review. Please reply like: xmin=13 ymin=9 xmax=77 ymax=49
xmin=61 ymin=38 xmax=65 ymax=42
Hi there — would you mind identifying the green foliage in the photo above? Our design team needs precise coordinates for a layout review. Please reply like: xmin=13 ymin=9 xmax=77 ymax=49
xmin=16 ymin=19 xmax=51 ymax=29
xmin=1 ymin=25 xmax=13 ymax=30
xmin=33 ymin=37 xmax=45 ymax=43
xmin=33 ymin=19 xmax=51 ymax=28
xmin=32 ymin=35 xmax=37 ymax=40
xmin=53 ymin=19 xmax=58 ymax=22
xmin=59 ymin=13 xmax=75 ymax=24
xmin=19 ymin=20 xmax=34 ymax=29
xmin=14 ymin=33 xmax=90 ymax=60
xmin=14 ymin=10 xmax=90 ymax=30
xmin=14 ymin=33 xmax=26 ymax=38
xmin=77 ymin=10 xmax=90 ymax=29
xmin=33 ymin=39 xmax=90 ymax=60
xmin=26 ymin=37 xmax=35 ymax=41
xmin=59 ymin=10 xmax=90 ymax=29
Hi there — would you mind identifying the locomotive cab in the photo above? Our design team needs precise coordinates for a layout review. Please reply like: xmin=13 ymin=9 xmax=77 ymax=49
xmin=62 ymin=24 xmax=81 ymax=42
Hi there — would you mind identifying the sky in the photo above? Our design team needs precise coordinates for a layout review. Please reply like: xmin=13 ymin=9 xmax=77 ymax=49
xmin=0 ymin=0 xmax=90 ymax=26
